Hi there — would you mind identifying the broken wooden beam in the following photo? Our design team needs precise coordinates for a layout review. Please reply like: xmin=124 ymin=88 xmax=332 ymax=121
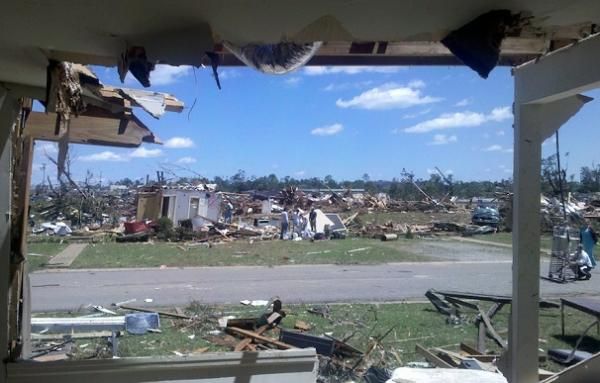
xmin=233 ymin=324 xmax=269 ymax=352
xmin=415 ymin=343 xmax=453 ymax=368
xmin=118 ymin=305 xmax=190 ymax=320
xmin=226 ymin=327 xmax=295 ymax=350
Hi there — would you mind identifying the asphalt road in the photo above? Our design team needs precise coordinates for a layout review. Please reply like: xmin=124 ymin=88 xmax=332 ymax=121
xmin=30 ymin=260 xmax=600 ymax=312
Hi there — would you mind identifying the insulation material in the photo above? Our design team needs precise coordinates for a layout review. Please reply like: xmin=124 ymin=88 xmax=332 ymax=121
xmin=119 ymin=89 xmax=166 ymax=118
xmin=119 ymin=46 xmax=155 ymax=87
xmin=46 ymin=61 xmax=87 ymax=179
xmin=386 ymin=367 xmax=507 ymax=383
xmin=441 ymin=10 xmax=517 ymax=79
xmin=223 ymin=41 xmax=322 ymax=74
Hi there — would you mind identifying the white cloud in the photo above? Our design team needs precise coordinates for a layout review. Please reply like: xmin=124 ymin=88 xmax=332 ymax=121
xmin=496 ymin=130 xmax=506 ymax=136
xmin=455 ymin=98 xmax=471 ymax=107
xmin=482 ymin=144 xmax=513 ymax=153
xmin=407 ymin=79 xmax=426 ymax=89
xmin=176 ymin=156 xmax=197 ymax=164
xmin=35 ymin=142 xmax=58 ymax=155
xmin=402 ymin=108 xmax=432 ymax=119
xmin=304 ymin=66 xmax=402 ymax=76
xmin=219 ymin=69 xmax=241 ymax=80
xmin=164 ymin=137 xmax=195 ymax=149
xmin=323 ymin=81 xmax=373 ymax=92
xmin=402 ymin=106 xmax=512 ymax=133
xmin=311 ymin=123 xmax=344 ymax=136
xmin=336 ymin=82 xmax=441 ymax=110
xmin=294 ymin=170 xmax=306 ymax=177
xmin=150 ymin=65 xmax=192 ymax=86
xmin=428 ymin=134 xmax=457 ymax=145
xmin=79 ymin=151 xmax=126 ymax=162
xmin=284 ymin=77 xmax=301 ymax=86
xmin=488 ymin=106 xmax=512 ymax=122
xmin=130 ymin=147 xmax=163 ymax=158
xmin=483 ymin=144 xmax=503 ymax=152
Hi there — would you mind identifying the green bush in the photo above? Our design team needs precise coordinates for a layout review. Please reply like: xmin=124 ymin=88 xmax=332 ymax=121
xmin=156 ymin=217 xmax=174 ymax=240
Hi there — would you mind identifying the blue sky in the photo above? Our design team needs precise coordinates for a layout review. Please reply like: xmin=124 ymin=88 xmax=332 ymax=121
xmin=31 ymin=64 xmax=600 ymax=185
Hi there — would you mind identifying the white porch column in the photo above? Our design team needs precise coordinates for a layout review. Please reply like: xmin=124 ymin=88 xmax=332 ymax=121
xmin=510 ymin=93 xmax=591 ymax=382
xmin=0 ymin=88 xmax=19 ymax=383
xmin=509 ymin=102 xmax=542 ymax=383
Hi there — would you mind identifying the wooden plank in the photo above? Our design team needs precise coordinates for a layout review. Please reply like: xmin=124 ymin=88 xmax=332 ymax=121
xmin=119 ymin=305 xmax=190 ymax=320
xmin=415 ymin=344 xmax=453 ymax=368
xmin=32 ymin=353 xmax=69 ymax=362
xmin=432 ymin=348 xmax=463 ymax=367
xmin=294 ymin=321 xmax=311 ymax=332
xmin=479 ymin=308 xmax=507 ymax=349
xmin=233 ymin=325 xmax=269 ymax=352
xmin=227 ymin=327 xmax=295 ymax=350
xmin=460 ymin=342 xmax=481 ymax=355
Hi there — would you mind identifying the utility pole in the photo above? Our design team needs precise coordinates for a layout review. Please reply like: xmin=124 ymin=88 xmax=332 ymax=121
xmin=40 ymin=163 xmax=46 ymax=186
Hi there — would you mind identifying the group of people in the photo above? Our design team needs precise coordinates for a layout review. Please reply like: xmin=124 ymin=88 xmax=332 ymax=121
xmin=280 ymin=207 xmax=317 ymax=240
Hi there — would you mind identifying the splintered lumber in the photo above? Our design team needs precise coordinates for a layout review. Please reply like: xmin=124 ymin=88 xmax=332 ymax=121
xmin=227 ymin=327 xmax=295 ymax=350
xmin=119 ymin=305 xmax=190 ymax=320
xmin=432 ymin=290 xmax=559 ymax=308
xmin=460 ymin=342 xmax=481 ymax=355
xmin=294 ymin=320 xmax=311 ymax=331
xmin=415 ymin=344 xmax=453 ymax=368
xmin=32 ymin=353 xmax=69 ymax=362
xmin=478 ymin=308 xmax=507 ymax=349
xmin=342 ymin=212 xmax=358 ymax=225
xmin=234 ymin=324 xmax=269 ymax=352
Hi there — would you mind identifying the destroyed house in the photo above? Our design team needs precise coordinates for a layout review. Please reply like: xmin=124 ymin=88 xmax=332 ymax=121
xmin=137 ymin=186 xmax=222 ymax=226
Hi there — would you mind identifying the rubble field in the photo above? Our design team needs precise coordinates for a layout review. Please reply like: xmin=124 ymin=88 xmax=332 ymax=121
xmin=31 ymin=301 xmax=599 ymax=378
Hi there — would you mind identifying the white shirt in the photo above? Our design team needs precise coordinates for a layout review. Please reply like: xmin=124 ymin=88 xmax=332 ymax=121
xmin=577 ymin=249 xmax=593 ymax=268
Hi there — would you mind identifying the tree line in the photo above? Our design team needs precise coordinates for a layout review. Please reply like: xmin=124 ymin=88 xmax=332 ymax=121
xmin=112 ymin=154 xmax=600 ymax=200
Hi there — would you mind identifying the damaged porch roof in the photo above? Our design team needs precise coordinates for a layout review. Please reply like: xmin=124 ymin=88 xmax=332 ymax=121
xmin=20 ymin=66 xmax=184 ymax=148
xmin=2 ymin=0 xmax=600 ymax=87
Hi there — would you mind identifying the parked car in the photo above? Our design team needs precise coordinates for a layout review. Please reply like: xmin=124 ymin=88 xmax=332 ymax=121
xmin=471 ymin=205 xmax=501 ymax=226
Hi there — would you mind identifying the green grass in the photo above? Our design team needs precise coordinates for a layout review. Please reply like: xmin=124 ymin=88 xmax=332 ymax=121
xmin=36 ymin=302 xmax=599 ymax=373
xmin=27 ymin=241 xmax=68 ymax=271
xmin=472 ymin=232 xmax=558 ymax=251
xmin=70 ymin=238 xmax=432 ymax=269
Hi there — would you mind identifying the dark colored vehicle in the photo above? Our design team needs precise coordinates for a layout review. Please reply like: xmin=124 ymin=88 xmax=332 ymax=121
xmin=471 ymin=205 xmax=501 ymax=226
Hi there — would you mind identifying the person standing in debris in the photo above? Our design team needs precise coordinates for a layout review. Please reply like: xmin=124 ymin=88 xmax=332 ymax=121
xmin=580 ymin=222 xmax=598 ymax=268
xmin=301 ymin=214 xmax=308 ymax=231
xmin=291 ymin=208 xmax=298 ymax=233
xmin=309 ymin=207 xmax=317 ymax=232
xmin=574 ymin=244 xmax=593 ymax=280
xmin=223 ymin=200 xmax=234 ymax=224
xmin=280 ymin=209 xmax=289 ymax=240
xmin=292 ymin=208 xmax=302 ymax=234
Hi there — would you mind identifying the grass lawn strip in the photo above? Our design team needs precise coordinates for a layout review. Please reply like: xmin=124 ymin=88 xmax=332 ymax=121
xmin=27 ymin=242 xmax=69 ymax=272
xmin=70 ymin=238 xmax=433 ymax=269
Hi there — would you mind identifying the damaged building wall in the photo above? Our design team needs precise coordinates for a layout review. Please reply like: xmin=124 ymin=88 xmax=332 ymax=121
xmin=137 ymin=188 xmax=222 ymax=225
xmin=136 ymin=190 xmax=163 ymax=222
